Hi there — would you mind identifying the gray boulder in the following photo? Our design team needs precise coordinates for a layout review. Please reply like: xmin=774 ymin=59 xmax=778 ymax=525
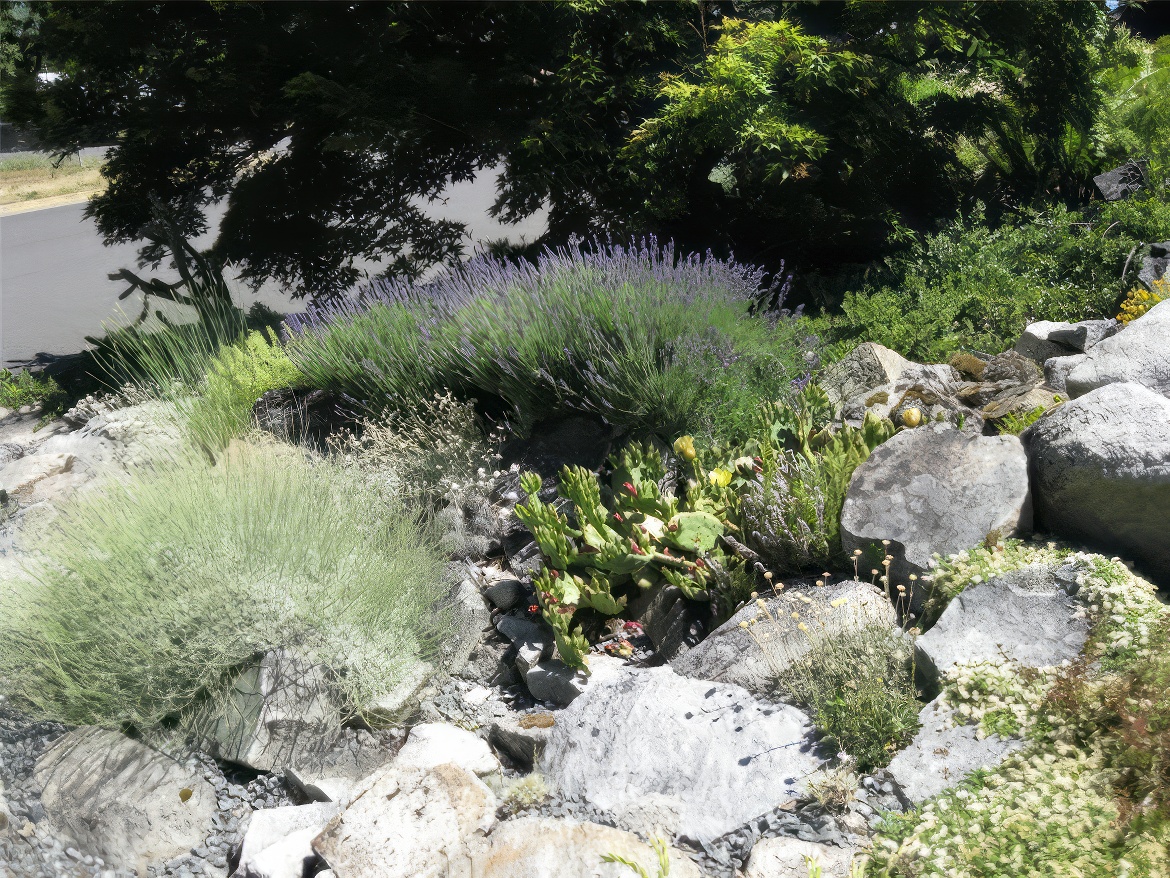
xmin=822 ymin=343 xmax=959 ymax=414
xmin=887 ymin=699 xmax=1024 ymax=804
xmin=1025 ymin=382 xmax=1170 ymax=586
xmin=1014 ymin=319 xmax=1119 ymax=366
xmin=35 ymin=728 xmax=216 ymax=876
xmin=1044 ymin=355 xmax=1083 ymax=395
xmin=190 ymin=649 xmax=342 ymax=773
xmin=1138 ymin=240 xmax=1170 ymax=289
xmin=916 ymin=564 xmax=1090 ymax=688
xmin=539 ymin=665 xmax=822 ymax=844
xmin=1065 ymin=299 xmax=1170 ymax=398
xmin=982 ymin=350 xmax=1044 ymax=386
xmin=840 ymin=425 xmax=1032 ymax=607
xmin=672 ymin=582 xmax=894 ymax=696
xmin=440 ymin=578 xmax=493 ymax=676
xmin=1014 ymin=321 xmax=1080 ymax=365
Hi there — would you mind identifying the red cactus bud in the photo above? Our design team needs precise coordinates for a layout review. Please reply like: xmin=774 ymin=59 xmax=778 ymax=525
xmin=549 ymin=569 xmax=559 ymax=579
xmin=528 ymin=604 xmax=540 ymax=614
xmin=623 ymin=481 xmax=637 ymax=496
xmin=613 ymin=512 xmax=624 ymax=522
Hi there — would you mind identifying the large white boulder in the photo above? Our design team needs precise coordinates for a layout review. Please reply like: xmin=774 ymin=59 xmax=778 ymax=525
xmin=1025 ymin=382 xmax=1170 ymax=586
xmin=1064 ymin=299 xmax=1170 ymax=398
xmin=311 ymin=763 xmax=497 ymax=878
xmin=539 ymin=665 xmax=822 ymax=845
xmin=394 ymin=723 xmax=501 ymax=777
xmin=471 ymin=816 xmax=702 ymax=878
xmin=35 ymin=727 xmax=216 ymax=876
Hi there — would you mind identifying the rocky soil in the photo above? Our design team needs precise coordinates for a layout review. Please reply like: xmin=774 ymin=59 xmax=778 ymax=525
xmin=1 ymin=300 xmax=1168 ymax=877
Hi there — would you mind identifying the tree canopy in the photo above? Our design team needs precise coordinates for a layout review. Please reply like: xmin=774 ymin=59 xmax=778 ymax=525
xmin=4 ymin=0 xmax=1134 ymax=300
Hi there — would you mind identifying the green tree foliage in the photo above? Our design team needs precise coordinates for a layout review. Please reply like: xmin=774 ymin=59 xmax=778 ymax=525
xmin=627 ymin=1 xmax=1117 ymax=268
xmin=5 ymin=1 xmax=1130 ymax=298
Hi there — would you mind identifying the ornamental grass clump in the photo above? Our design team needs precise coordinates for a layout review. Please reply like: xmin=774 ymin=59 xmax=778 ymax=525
xmin=0 ymin=444 xmax=451 ymax=730
xmin=286 ymin=238 xmax=811 ymax=439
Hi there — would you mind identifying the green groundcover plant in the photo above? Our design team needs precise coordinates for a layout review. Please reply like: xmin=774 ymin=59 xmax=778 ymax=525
xmin=286 ymin=239 xmax=814 ymax=442
xmin=807 ymin=195 xmax=1170 ymax=363
xmin=0 ymin=444 xmax=452 ymax=730
xmin=872 ymin=548 xmax=1170 ymax=877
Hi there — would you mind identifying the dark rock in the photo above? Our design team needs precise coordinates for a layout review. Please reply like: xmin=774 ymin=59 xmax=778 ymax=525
xmin=626 ymin=583 xmax=704 ymax=661
xmin=484 ymin=577 xmax=528 ymax=612
xmin=252 ymin=388 xmax=354 ymax=449
xmin=499 ymin=414 xmax=616 ymax=481
xmin=1093 ymin=161 xmax=1147 ymax=201
xmin=982 ymin=350 xmax=1044 ymax=386
xmin=840 ymin=424 xmax=1032 ymax=611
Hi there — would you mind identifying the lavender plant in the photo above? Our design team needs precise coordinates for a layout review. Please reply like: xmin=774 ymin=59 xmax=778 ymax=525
xmin=286 ymin=239 xmax=811 ymax=438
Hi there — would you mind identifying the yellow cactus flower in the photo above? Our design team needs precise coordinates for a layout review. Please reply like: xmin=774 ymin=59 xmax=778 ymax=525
xmin=708 ymin=468 xmax=732 ymax=487
xmin=673 ymin=435 xmax=697 ymax=461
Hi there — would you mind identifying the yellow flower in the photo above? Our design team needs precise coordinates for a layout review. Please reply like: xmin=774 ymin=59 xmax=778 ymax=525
xmin=708 ymin=468 xmax=732 ymax=487
xmin=673 ymin=435 xmax=697 ymax=461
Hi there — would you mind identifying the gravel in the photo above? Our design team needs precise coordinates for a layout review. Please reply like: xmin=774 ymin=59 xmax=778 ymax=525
xmin=0 ymin=704 xmax=302 ymax=878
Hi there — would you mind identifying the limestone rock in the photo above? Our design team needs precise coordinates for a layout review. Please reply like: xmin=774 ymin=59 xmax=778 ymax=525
xmin=744 ymin=837 xmax=864 ymax=878
xmin=311 ymin=763 xmax=497 ymax=878
xmin=394 ymin=723 xmax=501 ymax=777
xmin=1094 ymin=161 xmax=1147 ymax=201
xmin=887 ymin=699 xmax=1024 ymax=804
xmin=980 ymin=385 xmax=1063 ymax=422
xmin=1047 ymin=319 xmax=1119 ymax=352
xmin=1065 ymin=299 xmax=1170 ymax=398
xmin=916 ymin=564 xmax=1090 ymax=688
xmin=1014 ymin=321 xmax=1080 ymax=365
xmin=238 ymin=804 xmax=338 ymax=878
xmin=982 ymin=350 xmax=1044 ymax=386
xmin=441 ymin=579 xmax=493 ymax=676
xmin=823 ymin=344 xmax=958 ymax=413
xmin=0 ymin=452 xmax=74 ymax=494
xmin=672 ymin=582 xmax=894 ymax=696
xmin=1044 ymin=355 xmax=1084 ymax=395
xmin=1025 ymin=382 xmax=1170 ymax=586
xmin=840 ymin=425 xmax=1032 ymax=606
xmin=35 ymin=727 xmax=216 ymax=876
xmin=471 ymin=816 xmax=702 ymax=878
xmin=191 ymin=649 xmax=342 ymax=773
xmin=539 ymin=665 xmax=822 ymax=844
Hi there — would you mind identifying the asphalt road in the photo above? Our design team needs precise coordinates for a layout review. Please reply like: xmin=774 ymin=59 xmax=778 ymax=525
xmin=0 ymin=170 xmax=546 ymax=366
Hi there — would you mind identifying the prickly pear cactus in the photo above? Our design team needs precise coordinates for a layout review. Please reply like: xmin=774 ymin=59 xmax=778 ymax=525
xmin=515 ymin=442 xmax=735 ymax=670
